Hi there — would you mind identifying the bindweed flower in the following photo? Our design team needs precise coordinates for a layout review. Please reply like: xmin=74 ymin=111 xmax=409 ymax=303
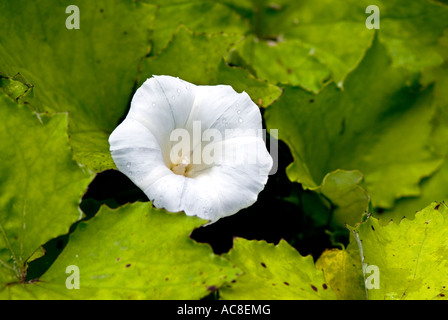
xmin=109 ymin=75 xmax=273 ymax=223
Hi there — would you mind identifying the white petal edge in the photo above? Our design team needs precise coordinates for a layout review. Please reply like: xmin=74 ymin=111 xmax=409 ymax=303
xmin=109 ymin=118 xmax=172 ymax=192
xmin=127 ymin=75 xmax=197 ymax=160
xmin=185 ymin=84 xmax=262 ymax=141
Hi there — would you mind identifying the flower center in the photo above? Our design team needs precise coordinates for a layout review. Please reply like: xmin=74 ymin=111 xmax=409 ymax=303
xmin=170 ymin=156 xmax=192 ymax=176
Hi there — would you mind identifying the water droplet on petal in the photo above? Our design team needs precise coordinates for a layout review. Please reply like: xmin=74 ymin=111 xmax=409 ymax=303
xmin=238 ymin=117 xmax=243 ymax=123
xmin=126 ymin=162 xmax=131 ymax=169
xmin=237 ymin=110 xmax=241 ymax=114
xmin=177 ymin=88 xmax=181 ymax=93
xmin=135 ymin=172 xmax=143 ymax=183
xmin=152 ymin=102 xmax=156 ymax=107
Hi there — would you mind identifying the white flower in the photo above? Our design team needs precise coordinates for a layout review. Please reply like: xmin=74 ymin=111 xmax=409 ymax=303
xmin=109 ymin=75 xmax=273 ymax=222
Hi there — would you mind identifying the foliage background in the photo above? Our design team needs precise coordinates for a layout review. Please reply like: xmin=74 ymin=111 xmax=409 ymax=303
xmin=0 ymin=0 xmax=448 ymax=300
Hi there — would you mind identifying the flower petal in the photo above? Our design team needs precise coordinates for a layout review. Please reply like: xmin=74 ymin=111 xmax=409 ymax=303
xmin=185 ymin=85 xmax=262 ymax=141
xmin=182 ymin=136 xmax=273 ymax=221
xmin=180 ymin=177 xmax=222 ymax=220
xmin=127 ymin=75 xmax=197 ymax=159
xmin=109 ymin=118 xmax=172 ymax=191
xmin=144 ymin=172 xmax=187 ymax=213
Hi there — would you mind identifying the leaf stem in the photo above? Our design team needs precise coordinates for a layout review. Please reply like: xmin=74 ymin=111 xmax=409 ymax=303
xmin=0 ymin=223 xmax=21 ymax=279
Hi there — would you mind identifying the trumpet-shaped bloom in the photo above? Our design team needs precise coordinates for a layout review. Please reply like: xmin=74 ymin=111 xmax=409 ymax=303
xmin=109 ymin=75 xmax=273 ymax=222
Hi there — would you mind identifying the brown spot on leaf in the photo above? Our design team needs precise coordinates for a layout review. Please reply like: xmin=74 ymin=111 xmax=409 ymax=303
xmin=261 ymin=262 xmax=267 ymax=268
xmin=207 ymin=286 xmax=218 ymax=292
xmin=284 ymin=282 xmax=289 ymax=286
xmin=435 ymin=203 xmax=441 ymax=210
xmin=126 ymin=264 xmax=131 ymax=268
xmin=322 ymin=284 xmax=328 ymax=290
xmin=311 ymin=284 xmax=318 ymax=292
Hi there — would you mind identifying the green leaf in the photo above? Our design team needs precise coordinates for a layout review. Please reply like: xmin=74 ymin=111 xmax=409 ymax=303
xmin=376 ymin=31 xmax=448 ymax=222
xmin=0 ymin=0 xmax=156 ymax=172
xmin=265 ymin=35 xmax=442 ymax=209
xmin=148 ymin=0 xmax=249 ymax=55
xmin=141 ymin=26 xmax=282 ymax=108
xmin=290 ymin=0 xmax=448 ymax=78
xmin=431 ymin=0 xmax=448 ymax=6
xmin=0 ymin=74 xmax=33 ymax=102
xmin=318 ymin=170 xmax=370 ymax=226
xmin=220 ymin=238 xmax=337 ymax=300
xmin=315 ymin=248 xmax=365 ymax=300
xmin=424 ymin=31 xmax=448 ymax=157
xmin=376 ymin=160 xmax=448 ymax=223
xmin=224 ymin=0 xmax=373 ymax=92
xmin=348 ymin=202 xmax=448 ymax=300
xmin=3 ymin=203 xmax=239 ymax=299
xmin=0 ymin=90 xmax=93 ymax=295
xmin=225 ymin=0 xmax=448 ymax=91
xmin=366 ymin=0 xmax=448 ymax=72
xmin=319 ymin=202 xmax=448 ymax=300
xmin=228 ymin=36 xmax=332 ymax=93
